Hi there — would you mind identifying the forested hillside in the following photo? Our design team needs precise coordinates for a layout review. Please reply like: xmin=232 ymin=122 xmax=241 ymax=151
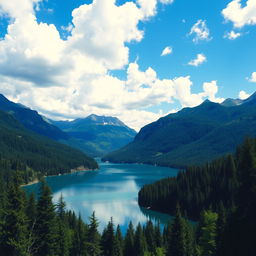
xmin=139 ymin=138 xmax=256 ymax=255
xmin=0 ymin=110 xmax=98 ymax=184
xmin=52 ymin=114 xmax=136 ymax=157
xmin=104 ymin=92 xmax=256 ymax=167
xmin=0 ymin=174 xmax=242 ymax=256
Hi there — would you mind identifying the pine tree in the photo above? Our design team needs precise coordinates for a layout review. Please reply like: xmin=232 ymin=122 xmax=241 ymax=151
xmin=198 ymin=210 xmax=218 ymax=256
xmin=115 ymin=225 xmax=123 ymax=256
xmin=1 ymin=173 xmax=29 ymax=256
xmin=34 ymin=180 xmax=58 ymax=256
xmin=167 ymin=205 xmax=187 ymax=256
xmin=86 ymin=212 xmax=101 ymax=256
xmin=124 ymin=221 xmax=135 ymax=256
xmin=56 ymin=195 xmax=70 ymax=256
xmin=144 ymin=220 xmax=156 ymax=254
xmin=134 ymin=223 xmax=147 ymax=256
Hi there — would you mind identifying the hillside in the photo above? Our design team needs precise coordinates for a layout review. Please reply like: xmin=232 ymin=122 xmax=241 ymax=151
xmin=52 ymin=114 xmax=137 ymax=156
xmin=0 ymin=94 xmax=136 ymax=156
xmin=0 ymin=94 xmax=67 ymax=140
xmin=0 ymin=110 xmax=98 ymax=183
xmin=103 ymin=92 xmax=256 ymax=167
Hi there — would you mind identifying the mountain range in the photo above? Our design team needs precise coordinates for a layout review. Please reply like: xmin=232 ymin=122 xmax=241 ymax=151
xmin=0 ymin=109 xmax=98 ymax=183
xmin=103 ymin=92 xmax=256 ymax=167
xmin=51 ymin=114 xmax=136 ymax=156
xmin=0 ymin=94 xmax=136 ymax=157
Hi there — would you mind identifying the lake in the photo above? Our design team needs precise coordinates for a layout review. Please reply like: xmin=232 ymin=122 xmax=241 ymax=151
xmin=25 ymin=160 xmax=180 ymax=233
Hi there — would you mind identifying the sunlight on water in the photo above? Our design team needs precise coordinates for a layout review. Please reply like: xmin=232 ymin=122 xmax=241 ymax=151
xmin=25 ymin=161 xmax=179 ymax=232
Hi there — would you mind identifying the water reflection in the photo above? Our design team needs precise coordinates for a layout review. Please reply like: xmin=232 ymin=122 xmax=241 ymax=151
xmin=25 ymin=162 xmax=179 ymax=232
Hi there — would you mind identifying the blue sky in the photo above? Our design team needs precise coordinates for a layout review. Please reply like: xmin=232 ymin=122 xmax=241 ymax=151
xmin=0 ymin=0 xmax=255 ymax=130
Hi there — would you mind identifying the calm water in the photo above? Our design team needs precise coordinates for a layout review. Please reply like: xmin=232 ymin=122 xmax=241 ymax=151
xmin=25 ymin=161 xmax=179 ymax=232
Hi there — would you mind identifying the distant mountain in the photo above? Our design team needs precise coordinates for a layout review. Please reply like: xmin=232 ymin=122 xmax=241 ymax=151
xmin=0 ymin=109 xmax=98 ymax=183
xmin=0 ymin=94 xmax=67 ymax=140
xmin=51 ymin=114 xmax=137 ymax=157
xmin=103 ymin=92 xmax=256 ymax=167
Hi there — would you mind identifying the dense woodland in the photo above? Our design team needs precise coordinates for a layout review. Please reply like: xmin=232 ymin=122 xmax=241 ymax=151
xmin=0 ymin=173 xmax=231 ymax=256
xmin=139 ymin=137 xmax=256 ymax=255
xmin=0 ymin=110 xmax=98 ymax=184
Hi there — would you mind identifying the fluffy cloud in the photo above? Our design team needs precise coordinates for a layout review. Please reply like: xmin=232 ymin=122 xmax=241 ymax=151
xmin=188 ymin=53 xmax=207 ymax=67
xmin=0 ymin=0 xmax=222 ymax=130
xmin=161 ymin=46 xmax=172 ymax=56
xmin=202 ymin=81 xmax=224 ymax=103
xmin=224 ymin=30 xmax=241 ymax=40
xmin=248 ymin=72 xmax=256 ymax=82
xmin=0 ymin=0 xmax=41 ymax=18
xmin=239 ymin=90 xmax=250 ymax=99
xmin=189 ymin=20 xmax=211 ymax=43
xmin=222 ymin=0 xmax=256 ymax=28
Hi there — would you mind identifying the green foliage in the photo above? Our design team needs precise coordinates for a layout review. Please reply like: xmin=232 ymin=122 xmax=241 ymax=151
xmin=53 ymin=114 xmax=137 ymax=157
xmin=104 ymin=96 xmax=256 ymax=167
xmin=0 ymin=110 xmax=98 ymax=185
xmin=197 ymin=210 xmax=218 ymax=256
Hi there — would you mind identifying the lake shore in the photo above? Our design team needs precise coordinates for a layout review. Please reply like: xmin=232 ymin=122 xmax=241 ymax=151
xmin=21 ymin=167 xmax=98 ymax=187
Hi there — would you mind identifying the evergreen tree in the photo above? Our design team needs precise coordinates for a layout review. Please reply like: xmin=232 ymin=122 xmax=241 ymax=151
xmin=144 ymin=220 xmax=156 ymax=254
xmin=134 ymin=223 xmax=147 ymax=256
xmin=56 ymin=195 xmax=70 ymax=256
xmin=198 ymin=210 xmax=218 ymax=256
xmin=124 ymin=221 xmax=135 ymax=256
xmin=168 ymin=205 xmax=187 ymax=256
xmin=0 ymin=173 xmax=28 ymax=256
xmin=34 ymin=180 xmax=58 ymax=256
xmin=70 ymin=214 xmax=87 ymax=256
xmin=86 ymin=212 xmax=101 ymax=256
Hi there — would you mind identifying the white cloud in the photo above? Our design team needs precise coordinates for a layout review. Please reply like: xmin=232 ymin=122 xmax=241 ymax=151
xmin=188 ymin=53 xmax=207 ymax=67
xmin=161 ymin=46 xmax=172 ymax=56
xmin=248 ymin=72 xmax=256 ymax=82
xmin=0 ymin=0 xmax=41 ymax=18
xmin=159 ymin=0 xmax=174 ymax=4
xmin=224 ymin=30 xmax=241 ymax=39
xmin=239 ymin=90 xmax=250 ymax=99
xmin=0 ymin=0 xmax=222 ymax=131
xmin=222 ymin=0 xmax=256 ymax=28
xmin=189 ymin=19 xmax=211 ymax=43
xmin=202 ymin=81 xmax=224 ymax=103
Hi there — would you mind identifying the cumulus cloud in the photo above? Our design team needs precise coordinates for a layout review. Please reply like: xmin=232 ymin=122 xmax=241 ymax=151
xmin=248 ymin=72 xmax=256 ymax=82
xmin=224 ymin=30 xmax=241 ymax=39
xmin=202 ymin=81 xmax=224 ymax=103
xmin=0 ymin=0 xmax=41 ymax=18
xmin=222 ymin=0 xmax=256 ymax=28
xmin=239 ymin=90 xmax=250 ymax=99
xmin=189 ymin=19 xmax=211 ymax=43
xmin=161 ymin=46 xmax=172 ymax=56
xmin=0 ymin=0 xmax=222 ymax=130
xmin=188 ymin=53 xmax=207 ymax=67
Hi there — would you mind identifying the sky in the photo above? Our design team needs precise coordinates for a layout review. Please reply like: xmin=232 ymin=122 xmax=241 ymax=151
xmin=0 ymin=0 xmax=256 ymax=130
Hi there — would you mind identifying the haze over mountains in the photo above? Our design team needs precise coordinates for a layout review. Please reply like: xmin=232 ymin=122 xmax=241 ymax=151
xmin=0 ymin=94 xmax=136 ymax=157
xmin=103 ymin=92 xmax=256 ymax=167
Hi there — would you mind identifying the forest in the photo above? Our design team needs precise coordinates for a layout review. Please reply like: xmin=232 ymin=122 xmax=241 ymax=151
xmin=139 ymin=137 xmax=256 ymax=255
xmin=0 ymin=173 xmax=231 ymax=256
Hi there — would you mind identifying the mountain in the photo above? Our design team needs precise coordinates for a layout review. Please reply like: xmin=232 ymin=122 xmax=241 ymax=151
xmin=103 ymin=92 xmax=256 ymax=167
xmin=0 ymin=109 xmax=98 ymax=183
xmin=51 ymin=114 xmax=137 ymax=157
xmin=0 ymin=94 xmax=68 ymax=140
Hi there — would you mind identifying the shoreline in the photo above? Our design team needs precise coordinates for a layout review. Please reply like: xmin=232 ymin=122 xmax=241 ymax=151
xmin=21 ymin=167 xmax=98 ymax=187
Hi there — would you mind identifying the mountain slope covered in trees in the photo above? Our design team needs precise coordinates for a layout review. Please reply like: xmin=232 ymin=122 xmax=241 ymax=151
xmin=104 ymin=92 xmax=256 ymax=167
xmin=0 ymin=94 xmax=136 ymax=157
xmin=51 ymin=114 xmax=137 ymax=157
xmin=139 ymin=137 xmax=256 ymax=255
xmin=0 ymin=94 xmax=68 ymax=140
xmin=0 ymin=110 xmax=97 ymax=184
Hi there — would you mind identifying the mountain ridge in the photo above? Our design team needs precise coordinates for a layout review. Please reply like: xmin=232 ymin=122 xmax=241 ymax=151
xmin=103 ymin=92 xmax=256 ymax=167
